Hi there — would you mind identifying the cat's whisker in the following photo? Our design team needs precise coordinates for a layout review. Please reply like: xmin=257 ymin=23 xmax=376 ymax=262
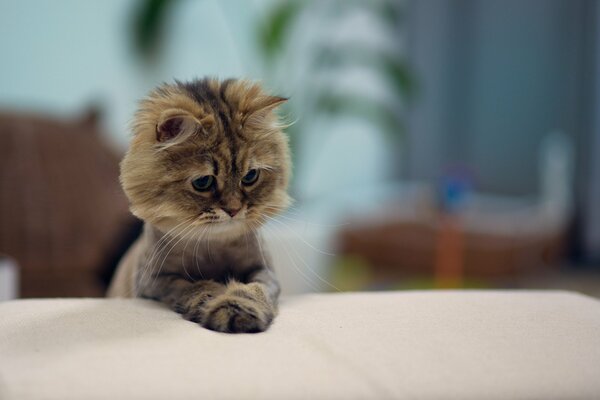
xmin=263 ymin=204 xmax=301 ymax=215
xmin=206 ymin=225 xmax=213 ymax=263
xmin=193 ymin=225 xmax=210 ymax=279
xmin=251 ymin=225 xmax=270 ymax=272
xmin=149 ymin=222 xmax=197 ymax=290
xmin=257 ymin=224 xmax=308 ymax=290
xmin=146 ymin=222 xmax=197 ymax=290
xmin=141 ymin=225 xmax=189 ymax=292
xmin=140 ymin=220 xmax=187 ymax=284
xmin=260 ymin=224 xmax=321 ymax=293
xmin=263 ymin=222 xmax=341 ymax=292
xmin=262 ymin=206 xmax=349 ymax=228
xmin=242 ymin=223 xmax=251 ymax=251
xmin=136 ymin=219 xmax=191 ymax=296
xmin=142 ymin=220 xmax=193 ymax=282
xmin=280 ymin=203 xmax=306 ymax=214
xmin=143 ymin=221 xmax=189 ymax=275
xmin=274 ymin=112 xmax=298 ymax=130
xmin=180 ymin=223 xmax=201 ymax=281
xmin=261 ymin=214 xmax=337 ymax=257
xmin=248 ymin=220 xmax=273 ymax=272
xmin=262 ymin=207 xmax=302 ymax=218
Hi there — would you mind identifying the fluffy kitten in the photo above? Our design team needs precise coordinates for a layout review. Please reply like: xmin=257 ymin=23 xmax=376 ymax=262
xmin=107 ymin=78 xmax=291 ymax=333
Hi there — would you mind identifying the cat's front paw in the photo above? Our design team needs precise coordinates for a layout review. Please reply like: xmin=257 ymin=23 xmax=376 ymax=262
xmin=202 ymin=283 xmax=275 ymax=333
xmin=175 ymin=280 xmax=226 ymax=323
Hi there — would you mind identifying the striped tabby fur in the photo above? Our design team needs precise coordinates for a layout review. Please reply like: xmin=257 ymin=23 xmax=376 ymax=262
xmin=108 ymin=78 xmax=291 ymax=333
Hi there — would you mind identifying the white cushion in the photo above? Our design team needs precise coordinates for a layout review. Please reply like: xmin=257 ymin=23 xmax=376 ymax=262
xmin=1 ymin=291 xmax=599 ymax=400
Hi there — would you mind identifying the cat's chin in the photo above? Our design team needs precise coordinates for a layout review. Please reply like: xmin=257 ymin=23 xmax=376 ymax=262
xmin=150 ymin=217 xmax=251 ymax=241
xmin=201 ymin=219 xmax=251 ymax=240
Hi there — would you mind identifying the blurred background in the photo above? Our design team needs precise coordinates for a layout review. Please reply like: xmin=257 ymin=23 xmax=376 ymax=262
xmin=1 ymin=0 xmax=600 ymax=299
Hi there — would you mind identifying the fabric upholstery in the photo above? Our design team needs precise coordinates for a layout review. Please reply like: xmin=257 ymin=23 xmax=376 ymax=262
xmin=1 ymin=291 xmax=599 ymax=399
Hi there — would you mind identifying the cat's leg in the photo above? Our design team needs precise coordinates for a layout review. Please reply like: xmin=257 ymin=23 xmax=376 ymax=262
xmin=202 ymin=267 xmax=280 ymax=333
xmin=139 ymin=275 xmax=226 ymax=322
xmin=141 ymin=268 xmax=280 ymax=333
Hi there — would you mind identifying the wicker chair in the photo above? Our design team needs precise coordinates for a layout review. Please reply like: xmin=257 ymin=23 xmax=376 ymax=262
xmin=0 ymin=109 xmax=136 ymax=297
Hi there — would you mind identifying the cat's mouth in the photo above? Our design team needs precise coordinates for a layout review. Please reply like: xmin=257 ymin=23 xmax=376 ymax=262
xmin=200 ymin=217 xmax=251 ymax=231
xmin=205 ymin=216 xmax=246 ymax=224
xmin=208 ymin=220 xmax=239 ymax=227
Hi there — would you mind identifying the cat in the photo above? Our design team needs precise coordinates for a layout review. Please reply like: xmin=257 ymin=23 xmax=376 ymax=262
xmin=107 ymin=78 xmax=291 ymax=333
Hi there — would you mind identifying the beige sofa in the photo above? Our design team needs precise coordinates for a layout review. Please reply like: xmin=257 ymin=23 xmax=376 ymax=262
xmin=1 ymin=291 xmax=599 ymax=399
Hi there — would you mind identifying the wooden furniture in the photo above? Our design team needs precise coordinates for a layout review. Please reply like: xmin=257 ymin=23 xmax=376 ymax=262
xmin=0 ymin=110 xmax=134 ymax=297
xmin=338 ymin=195 xmax=565 ymax=287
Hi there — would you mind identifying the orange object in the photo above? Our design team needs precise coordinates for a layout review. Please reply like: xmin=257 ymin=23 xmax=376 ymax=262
xmin=434 ymin=215 xmax=464 ymax=288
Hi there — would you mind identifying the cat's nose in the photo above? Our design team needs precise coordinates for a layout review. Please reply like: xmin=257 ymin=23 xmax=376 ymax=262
xmin=223 ymin=207 xmax=241 ymax=218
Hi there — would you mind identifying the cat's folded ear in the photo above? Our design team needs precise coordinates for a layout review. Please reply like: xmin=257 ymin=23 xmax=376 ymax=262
xmin=245 ymin=96 xmax=288 ymax=128
xmin=156 ymin=111 xmax=206 ymax=143
xmin=252 ymin=96 xmax=288 ymax=113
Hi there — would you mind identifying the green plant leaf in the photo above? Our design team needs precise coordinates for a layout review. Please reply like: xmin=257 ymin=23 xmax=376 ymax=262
xmin=258 ymin=0 xmax=304 ymax=60
xmin=380 ymin=54 xmax=417 ymax=98
xmin=314 ymin=44 xmax=417 ymax=99
xmin=132 ymin=0 xmax=178 ymax=59
xmin=374 ymin=0 xmax=404 ymax=27
xmin=315 ymin=93 xmax=404 ymax=139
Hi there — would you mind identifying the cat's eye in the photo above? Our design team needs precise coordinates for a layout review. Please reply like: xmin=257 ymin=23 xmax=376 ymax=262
xmin=191 ymin=175 xmax=214 ymax=191
xmin=241 ymin=169 xmax=260 ymax=186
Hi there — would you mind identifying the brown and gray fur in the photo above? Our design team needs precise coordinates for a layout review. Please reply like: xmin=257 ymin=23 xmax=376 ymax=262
xmin=107 ymin=78 xmax=291 ymax=333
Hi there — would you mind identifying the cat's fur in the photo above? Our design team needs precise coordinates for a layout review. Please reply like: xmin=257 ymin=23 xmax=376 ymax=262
xmin=107 ymin=78 xmax=291 ymax=333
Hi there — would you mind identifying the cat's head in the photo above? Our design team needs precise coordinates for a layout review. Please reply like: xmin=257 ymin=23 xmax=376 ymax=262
xmin=121 ymin=78 xmax=292 ymax=238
